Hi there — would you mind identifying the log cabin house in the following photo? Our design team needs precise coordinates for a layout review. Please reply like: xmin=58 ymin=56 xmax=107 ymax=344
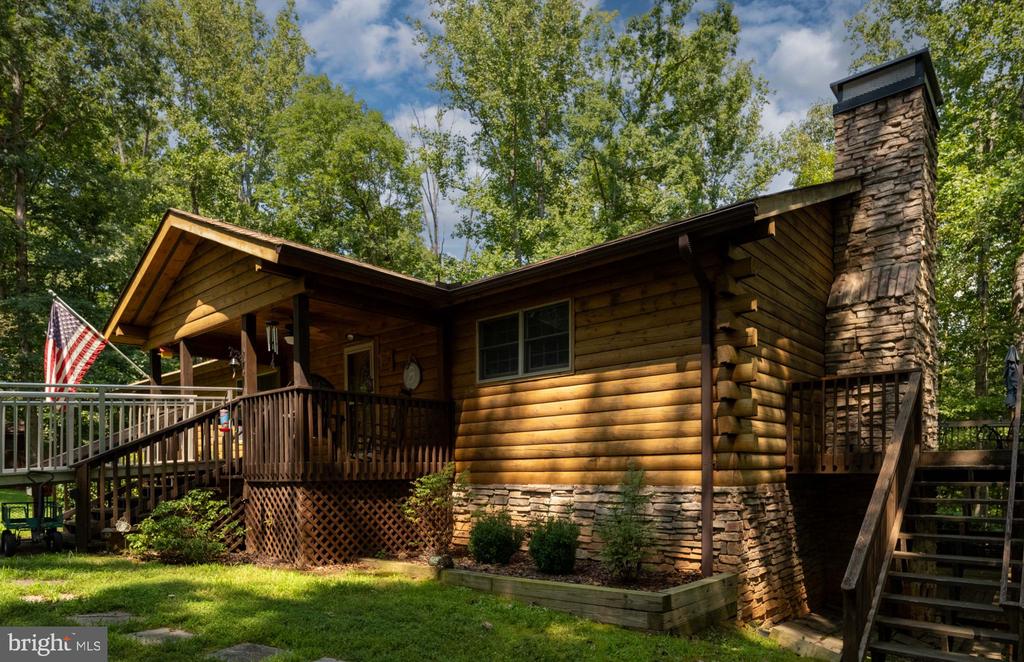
xmin=30 ymin=50 xmax=1020 ymax=659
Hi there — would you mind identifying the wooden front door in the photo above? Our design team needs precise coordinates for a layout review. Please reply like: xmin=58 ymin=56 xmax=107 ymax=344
xmin=344 ymin=343 xmax=374 ymax=393
xmin=344 ymin=343 xmax=375 ymax=456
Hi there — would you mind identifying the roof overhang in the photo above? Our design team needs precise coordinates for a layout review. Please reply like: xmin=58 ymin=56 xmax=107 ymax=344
xmin=106 ymin=178 xmax=861 ymax=343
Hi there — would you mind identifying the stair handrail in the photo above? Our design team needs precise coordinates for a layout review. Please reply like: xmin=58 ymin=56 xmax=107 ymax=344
xmin=70 ymin=399 xmax=236 ymax=469
xmin=840 ymin=370 xmax=922 ymax=662
xmin=999 ymin=360 xmax=1023 ymax=607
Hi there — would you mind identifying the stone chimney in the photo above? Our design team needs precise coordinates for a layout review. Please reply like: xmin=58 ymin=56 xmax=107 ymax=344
xmin=826 ymin=49 xmax=943 ymax=442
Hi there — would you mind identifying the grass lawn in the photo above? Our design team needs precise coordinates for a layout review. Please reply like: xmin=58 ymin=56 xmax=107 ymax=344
xmin=0 ymin=554 xmax=802 ymax=662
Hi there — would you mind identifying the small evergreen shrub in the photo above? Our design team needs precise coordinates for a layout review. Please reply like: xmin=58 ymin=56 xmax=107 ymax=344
xmin=128 ymin=490 xmax=239 ymax=564
xmin=402 ymin=463 xmax=467 ymax=556
xmin=468 ymin=510 xmax=525 ymax=564
xmin=595 ymin=464 xmax=653 ymax=580
xmin=528 ymin=516 xmax=580 ymax=574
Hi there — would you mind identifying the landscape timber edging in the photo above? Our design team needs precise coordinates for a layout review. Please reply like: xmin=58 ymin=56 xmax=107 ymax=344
xmin=358 ymin=559 xmax=737 ymax=634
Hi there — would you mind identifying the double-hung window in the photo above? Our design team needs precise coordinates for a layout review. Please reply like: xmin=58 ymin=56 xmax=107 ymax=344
xmin=477 ymin=300 xmax=571 ymax=381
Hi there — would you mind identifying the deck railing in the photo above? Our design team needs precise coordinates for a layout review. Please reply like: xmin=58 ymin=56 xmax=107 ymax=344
xmin=73 ymin=404 xmax=242 ymax=549
xmin=238 ymin=386 xmax=453 ymax=482
xmin=939 ymin=419 xmax=1016 ymax=450
xmin=1000 ymin=363 xmax=1024 ymax=611
xmin=787 ymin=369 xmax=916 ymax=473
xmin=840 ymin=370 xmax=923 ymax=661
xmin=0 ymin=383 xmax=237 ymax=475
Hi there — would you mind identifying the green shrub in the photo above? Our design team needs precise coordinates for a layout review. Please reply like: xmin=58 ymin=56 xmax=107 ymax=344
xmin=528 ymin=516 xmax=580 ymax=574
xmin=127 ymin=490 xmax=239 ymax=564
xmin=402 ymin=463 xmax=467 ymax=556
xmin=595 ymin=464 xmax=653 ymax=580
xmin=468 ymin=510 xmax=525 ymax=564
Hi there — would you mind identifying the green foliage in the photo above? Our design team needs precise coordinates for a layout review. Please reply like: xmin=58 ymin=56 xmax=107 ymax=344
xmin=595 ymin=465 xmax=653 ymax=580
xmin=260 ymin=75 xmax=432 ymax=277
xmin=528 ymin=516 xmax=580 ymax=574
xmin=402 ymin=462 xmax=467 ymax=556
xmin=127 ymin=489 xmax=238 ymax=564
xmin=468 ymin=510 xmax=526 ymax=565
xmin=780 ymin=103 xmax=835 ymax=188
xmin=849 ymin=0 xmax=1024 ymax=420
xmin=418 ymin=0 xmax=781 ymax=273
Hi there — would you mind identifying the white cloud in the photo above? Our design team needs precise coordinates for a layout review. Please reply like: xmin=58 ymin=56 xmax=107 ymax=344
xmin=304 ymin=0 xmax=425 ymax=82
xmin=765 ymin=28 xmax=844 ymax=102
xmin=389 ymin=104 xmax=476 ymax=142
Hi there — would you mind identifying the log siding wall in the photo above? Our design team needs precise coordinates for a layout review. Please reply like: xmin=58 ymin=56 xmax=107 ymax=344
xmin=453 ymin=206 xmax=833 ymax=488
xmin=730 ymin=205 xmax=834 ymax=484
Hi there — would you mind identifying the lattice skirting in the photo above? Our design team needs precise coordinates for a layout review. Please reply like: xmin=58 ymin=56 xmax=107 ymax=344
xmin=245 ymin=480 xmax=416 ymax=566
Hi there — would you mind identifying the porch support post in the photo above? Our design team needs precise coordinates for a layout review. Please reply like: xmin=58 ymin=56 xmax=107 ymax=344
xmin=241 ymin=313 xmax=258 ymax=395
xmin=75 ymin=464 xmax=90 ymax=552
xmin=148 ymin=349 xmax=162 ymax=386
xmin=179 ymin=340 xmax=194 ymax=394
xmin=292 ymin=293 xmax=310 ymax=388
xmin=680 ymin=234 xmax=715 ymax=579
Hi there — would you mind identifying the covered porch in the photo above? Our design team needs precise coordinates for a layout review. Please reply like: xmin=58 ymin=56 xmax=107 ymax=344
xmin=79 ymin=210 xmax=457 ymax=561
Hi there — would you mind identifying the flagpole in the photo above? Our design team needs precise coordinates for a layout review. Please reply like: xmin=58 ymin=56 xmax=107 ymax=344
xmin=47 ymin=289 xmax=150 ymax=380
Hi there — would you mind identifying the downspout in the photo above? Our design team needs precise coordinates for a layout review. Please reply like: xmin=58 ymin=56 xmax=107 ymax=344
xmin=679 ymin=234 xmax=715 ymax=578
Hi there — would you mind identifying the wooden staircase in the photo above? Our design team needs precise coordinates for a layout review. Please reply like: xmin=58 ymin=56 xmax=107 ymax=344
xmin=867 ymin=451 xmax=1023 ymax=660
xmin=69 ymin=404 xmax=244 ymax=550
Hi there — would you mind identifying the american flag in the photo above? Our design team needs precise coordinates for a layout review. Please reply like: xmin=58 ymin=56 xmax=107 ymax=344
xmin=44 ymin=299 xmax=107 ymax=393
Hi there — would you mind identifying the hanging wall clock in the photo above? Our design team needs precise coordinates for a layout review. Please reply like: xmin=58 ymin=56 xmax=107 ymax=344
xmin=403 ymin=357 xmax=423 ymax=392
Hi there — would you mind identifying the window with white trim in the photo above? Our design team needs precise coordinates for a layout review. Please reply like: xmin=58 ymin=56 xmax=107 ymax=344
xmin=477 ymin=301 xmax=571 ymax=381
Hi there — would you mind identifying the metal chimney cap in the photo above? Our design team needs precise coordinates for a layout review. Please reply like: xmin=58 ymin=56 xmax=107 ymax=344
xmin=830 ymin=48 xmax=943 ymax=115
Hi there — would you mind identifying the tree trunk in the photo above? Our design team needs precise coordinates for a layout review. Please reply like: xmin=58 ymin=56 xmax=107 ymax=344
xmin=975 ymin=242 xmax=990 ymax=396
xmin=13 ymin=165 xmax=31 ymax=360
xmin=1014 ymin=246 xmax=1024 ymax=350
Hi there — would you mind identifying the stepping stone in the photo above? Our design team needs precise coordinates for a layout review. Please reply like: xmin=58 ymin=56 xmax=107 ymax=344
xmin=21 ymin=595 xmax=46 ymax=603
xmin=129 ymin=628 xmax=195 ymax=645
xmin=72 ymin=611 xmax=134 ymax=626
xmin=210 ymin=643 xmax=284 ymax=661
xmin=12 ymin=578 xmax=62 ymax=586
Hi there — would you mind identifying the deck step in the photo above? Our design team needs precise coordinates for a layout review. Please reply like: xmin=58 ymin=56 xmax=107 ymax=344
xmin=915 ymin=481 xmax=1014 ymax=487
xmin=903 ymin=514 xmax=1019 ymax=525
xmin=869 ymin=640 xmax=988 ymax=661
xmin=887 ymin=572 xmax=1008 ymax=590
xmin=881 ymin=593 xmax=1004 ymax=615
xmin=898 ymin=532 xmax=1005 ymax=544
xmin=891 ymin=551 xmax=1006 ymax=567
xmin=874 ymin=615 xmax=1016 ymax=643
xmin=910 ymin=497 xmax=1008 ymax=506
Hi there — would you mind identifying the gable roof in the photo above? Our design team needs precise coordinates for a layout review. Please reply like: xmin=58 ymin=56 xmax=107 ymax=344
xmin=104 ymin=177 xmax=860 ymax=342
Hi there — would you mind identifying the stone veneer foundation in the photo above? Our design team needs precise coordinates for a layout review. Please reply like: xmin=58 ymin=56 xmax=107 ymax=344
xmin=455 ymin=483 xmax=808 ymax=625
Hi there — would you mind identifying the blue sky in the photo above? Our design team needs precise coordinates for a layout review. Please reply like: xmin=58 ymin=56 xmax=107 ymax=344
xmin=258 ymin=0 xmax=868 ymax=252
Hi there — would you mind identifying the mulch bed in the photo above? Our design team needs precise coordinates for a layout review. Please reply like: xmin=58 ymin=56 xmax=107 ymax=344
xmin=451 ymin=551 xmax=701 ymax=591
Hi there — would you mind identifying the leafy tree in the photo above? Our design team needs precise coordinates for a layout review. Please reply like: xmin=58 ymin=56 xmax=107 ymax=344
xmin=579 ymin=0 xmax=778 ymax=238
xmin=0 ymin=0 xmax=162 ymax=381
xmin=418 ymin=0 xmax=605 ymax=269
xmin=779 ymin=102 xmax=835 ymax=188
xmin=260 ymin=76 xmax=432 ymax=277
xmin=418 ymin=0 xmax=782 ymax=274
xmin=850 ymin=0 xmax=1024 ymax=419
xmin=154 ymin=0 xmax=310 ymax=220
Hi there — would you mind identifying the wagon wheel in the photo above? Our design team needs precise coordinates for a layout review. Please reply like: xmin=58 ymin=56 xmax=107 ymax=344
xmin=1 ymin=530 xmax=16 ymax=557
xmin=45 ymin=529 xmax=63 ymax=552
